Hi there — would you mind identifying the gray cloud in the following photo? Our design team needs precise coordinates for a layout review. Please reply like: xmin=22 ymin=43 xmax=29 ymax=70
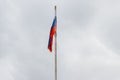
xmin=0 ymin=0 xmax=120 ymax=80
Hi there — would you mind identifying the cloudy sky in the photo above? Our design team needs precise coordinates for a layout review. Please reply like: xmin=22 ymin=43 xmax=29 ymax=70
xmin=0 ymin=0 xmax=120 ymax=80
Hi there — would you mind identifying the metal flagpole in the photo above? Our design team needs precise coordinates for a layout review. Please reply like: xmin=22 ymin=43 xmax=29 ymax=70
xmin=54 ymin=6 xmax=57 ymax=80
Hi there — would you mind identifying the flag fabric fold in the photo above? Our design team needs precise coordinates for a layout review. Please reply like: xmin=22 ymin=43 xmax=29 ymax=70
xmin=48 ymin=16 xmax=57 ymax=52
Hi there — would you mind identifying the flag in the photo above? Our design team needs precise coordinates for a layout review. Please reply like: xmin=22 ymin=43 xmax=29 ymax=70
xmin=48 ymin=16 xmax=57 ymax=52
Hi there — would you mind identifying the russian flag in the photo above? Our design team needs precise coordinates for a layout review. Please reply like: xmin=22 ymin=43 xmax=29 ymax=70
xmin=48 ymin=16 xmax=57 ymax=52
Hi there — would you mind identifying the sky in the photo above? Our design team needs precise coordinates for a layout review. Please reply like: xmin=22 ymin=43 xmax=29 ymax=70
xmin=0 ymin=0 xmax=120 ymax=80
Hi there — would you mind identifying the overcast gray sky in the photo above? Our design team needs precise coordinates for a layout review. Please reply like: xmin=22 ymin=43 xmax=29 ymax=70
xmin=0 ymin=0 xmax=120 ymax=80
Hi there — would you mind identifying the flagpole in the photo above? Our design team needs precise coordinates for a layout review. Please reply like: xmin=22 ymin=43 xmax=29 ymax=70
xmin=54 ymin=5 xmax=57 ymax=80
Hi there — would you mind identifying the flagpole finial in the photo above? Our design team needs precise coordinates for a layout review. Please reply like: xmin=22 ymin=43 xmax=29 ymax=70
xmin=54 ymin=6 xmax=57 ymax=16
xmin=55 ymin=5 xmax=56 ymax=10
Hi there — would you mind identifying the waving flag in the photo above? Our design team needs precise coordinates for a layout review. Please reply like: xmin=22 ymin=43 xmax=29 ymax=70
xmin=48 ymin=16 xmax=57 ymax=52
